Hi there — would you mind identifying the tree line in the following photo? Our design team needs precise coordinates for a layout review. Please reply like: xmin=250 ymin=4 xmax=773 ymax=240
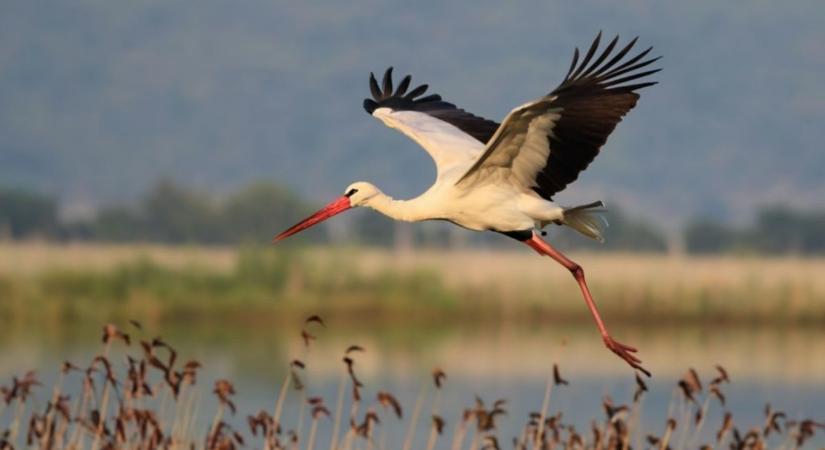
xmin=685 ymin=206 xmax=825 ymax=255
xmin=0 ymin=180 xmax=321 ymax=244
xmin=1 ymin=181 xmax=823 ymax=254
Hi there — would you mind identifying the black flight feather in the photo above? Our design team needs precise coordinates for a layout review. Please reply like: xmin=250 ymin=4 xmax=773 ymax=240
xmin=381 ymin=67 xmax=393 ymax=97
xmin=363 ymin=68 xmax=500 ymax=144
xmin=532 ymin=34 xmax=660 ymax=200
xmin=396 ymin=75 xmax=411 ymax=96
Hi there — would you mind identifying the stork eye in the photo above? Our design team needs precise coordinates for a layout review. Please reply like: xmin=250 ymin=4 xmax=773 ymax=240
xmin=345 ymin=188 xmax=358 ymax=197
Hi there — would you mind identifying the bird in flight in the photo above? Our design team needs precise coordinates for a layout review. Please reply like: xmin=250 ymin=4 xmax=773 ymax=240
xmin=276 ymin=33 xmax=660 ymax=376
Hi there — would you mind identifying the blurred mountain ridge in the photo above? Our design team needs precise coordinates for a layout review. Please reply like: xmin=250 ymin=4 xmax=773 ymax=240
xmin=1 ymin=0 xmax=823 ymax=228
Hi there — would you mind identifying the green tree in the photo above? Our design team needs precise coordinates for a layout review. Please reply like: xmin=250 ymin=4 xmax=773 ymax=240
xmin=90 ymin=207 xmax=145 ymax=242
xmin=0 ymin=187 xmax=58 ymax=238
xmin=220 ymin=182 xmax=319 ymax=244
xmin=752 ymin=206 xmax=825 ymax=254
xmin=140 ymin=180 xmax=218 ymax=243
xmin=684 ymin=220 xmax=736 ymax=253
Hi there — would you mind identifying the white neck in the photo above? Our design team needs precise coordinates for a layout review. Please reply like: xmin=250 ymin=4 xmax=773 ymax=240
xmin=366 ymin=193 xmax=431 ymax=223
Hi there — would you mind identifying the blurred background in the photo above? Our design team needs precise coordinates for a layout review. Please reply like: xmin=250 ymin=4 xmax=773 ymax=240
xmin=1 ymin=0 xmax=824 ymax=445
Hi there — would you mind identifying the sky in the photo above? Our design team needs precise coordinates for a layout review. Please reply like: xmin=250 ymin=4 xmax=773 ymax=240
xmin=1 ymin=0 xmax=823 ymax=227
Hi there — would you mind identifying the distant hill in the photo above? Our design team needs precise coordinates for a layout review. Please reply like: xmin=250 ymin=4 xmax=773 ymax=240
xmin=1 ymin=0 xmax=823 ymax=228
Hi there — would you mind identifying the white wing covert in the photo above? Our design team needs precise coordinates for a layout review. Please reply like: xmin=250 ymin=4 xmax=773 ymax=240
xmin=363 ymin=68 xmax=500 ymax=179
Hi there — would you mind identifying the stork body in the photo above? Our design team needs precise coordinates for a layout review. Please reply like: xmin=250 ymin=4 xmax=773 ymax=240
xmin=276 ymin=33 xmax=661 ymax=376
xmin=348 ymin=180 xmax=564 ymax=233
xmin=363 ymin=107 xmax=568 ymax=233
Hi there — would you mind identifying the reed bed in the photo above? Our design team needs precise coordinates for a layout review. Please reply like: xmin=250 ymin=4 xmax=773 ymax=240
xmin=1 ymin=244 xmax=824 ymax=326
xmin=1 ymin=319 xmax=822 ymax=450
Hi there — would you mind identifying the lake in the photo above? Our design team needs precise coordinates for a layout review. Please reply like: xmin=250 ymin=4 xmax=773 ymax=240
xmin=1 ymin=318 xmax=824 ymax=449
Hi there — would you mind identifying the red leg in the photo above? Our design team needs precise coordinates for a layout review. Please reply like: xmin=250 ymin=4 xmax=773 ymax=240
xmin=525 ymin=232 xmax=650 ymax=376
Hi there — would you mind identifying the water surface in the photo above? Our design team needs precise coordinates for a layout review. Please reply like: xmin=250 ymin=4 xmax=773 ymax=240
xmin=1 ymin=319 xmax=823 ymax=447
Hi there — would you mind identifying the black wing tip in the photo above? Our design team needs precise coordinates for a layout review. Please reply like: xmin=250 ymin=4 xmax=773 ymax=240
xmin=363 ymin=98 xmax=378 ymax=114
xmin=558 ymin=33 xmax=661 ymax=94
xmin=364 ymin=67 xmax=438 ymax=110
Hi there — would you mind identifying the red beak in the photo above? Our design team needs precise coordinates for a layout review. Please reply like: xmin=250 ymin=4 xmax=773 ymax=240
xmin=273 ymin=195 xmax=352 ymax=242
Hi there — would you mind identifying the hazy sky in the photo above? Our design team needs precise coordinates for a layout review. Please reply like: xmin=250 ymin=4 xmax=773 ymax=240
xmin=1 ymin=0 xmax=823 ymax=225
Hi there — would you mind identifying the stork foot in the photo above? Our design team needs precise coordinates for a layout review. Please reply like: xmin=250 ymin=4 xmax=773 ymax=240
xmin=603 ymin=336 xmax=650 ymax=377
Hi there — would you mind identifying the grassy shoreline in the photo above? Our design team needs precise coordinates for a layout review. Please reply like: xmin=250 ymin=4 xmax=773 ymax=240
xmin=1 ymin=242 xmax=824 ymax=325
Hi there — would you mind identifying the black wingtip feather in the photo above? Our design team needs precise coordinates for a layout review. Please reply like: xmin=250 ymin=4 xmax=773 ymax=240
xmin=592 ymin=36 xmax=639 ymax=78
xmin=569 ymin=32 xmax=602 ymax=80
xmin=396 ymin=75 xmax=411 ymax=96
xmin=601 ymin=68 xmax=662 ymax=89
xmin=581 ymin=35 xmax=619 ymax=78
xmin=363 ymin=99 xmax=378 ymax=114
xmin=362 ymin=69 xmax=441 ymax=111
xmin=416 ymin=94 xmax=442 ymax=103
xmin=602 ymin=46 xmax=654 ymax=79
xmin=602 ymin=56 xmax=661 ymax=82
xmin=405 ymin=84 xmax=428 ymax=99
xmin=362 ymin=68 xmax=500 ymax=143
xmin=369 ymin=73 xmax=381 ymax=100
xmin=554 ymin=34 xmax=660 ymax=96
xmin=382 ymin=67 xmax=393 ymax=97
xmin=617 ymin=81 xmax=659 ymax=92
xmin=564 ymin=47 xmax=580 ymax=80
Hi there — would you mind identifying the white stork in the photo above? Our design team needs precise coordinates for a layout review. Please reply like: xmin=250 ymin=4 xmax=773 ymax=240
xmin=275 ymin=33 xmax=660 ymax=376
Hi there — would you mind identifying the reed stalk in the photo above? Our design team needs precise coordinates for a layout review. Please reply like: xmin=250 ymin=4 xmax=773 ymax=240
xmin=328 ymin=371 xmax=347 ymax=450
xmin=8 ymin=397 xmax=25 ymax=448
xmin=688 ymin=395 xmax=713 ymax=449
xmin=90 ymin=339 xmax=113 ymax=450
xmin=41 ymin=370 xmax=66 ymax=450
xmin=306 ymin=418 xmax=319 ymax=450
xmin=68 ymin=374 xmax=95 ymax=450
xmin=269 ymin=371 xmax=292 ymax=450
xmin=660 ymin=423 xmax=674 ymax=450
xmin=401 ymin=378 xmax=427 ymax=450
xmin=208 ymin=403 xmax=226 ymax=450
xmin=532 ymin=371 xmax=554 ymax=450
xmin=450 ymin=413 xmax=469 ymax=450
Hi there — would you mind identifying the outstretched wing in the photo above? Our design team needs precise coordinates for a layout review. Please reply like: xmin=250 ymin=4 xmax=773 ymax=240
xmin=364 ymin=68 xmax=500 ymax=178
xmin=457 ymin=33 xmax=660 ymax=199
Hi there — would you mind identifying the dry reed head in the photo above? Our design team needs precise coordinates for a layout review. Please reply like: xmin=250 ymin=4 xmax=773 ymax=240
xmin=311 ymin=406 xmax=330 ymax=421
xmin=102 ymin=324 xmax=130 ymax=346
xmin=432 ymin=368 xmax=446 ymax=389
xmin=763 ymin=404 xmax=786 ymax=438
xmin=300 ymin=330 xmax=316 ymax=348
xmin=352 ymin=410 xmax=378 ymax=438
xmin=213 ymin=380 xmax=237 ymax=414
xmin=684 ymin=368 xmax=703 ymax=392
xmin=677 ymin=367 xmax=705 ymax=406
xmin=376 ymin=391 xmax=402 ymax=419
xmin=633 ymin=373 xmax=648 ymax=402
xmin=471 ymin=397 xmax=507 ymax=432
xmin=344 ymin=345 xmax=364 ymax=355
xmin=481 ymin=435 xmax=500 ymax=450
xmin=247 ymin=411 xmax=275 ymax=437
xmin=717 ymin=411 xmax=733 ymax=442
xmin=431 ymin=415 xmax=445 ymax=434
xmin=792 ymin=420 xmax=825 ymax=447
xmin=552 ymin=364 xmax=568 ymax=386
xmin=712 ymin=365 xmax=730 ymax=384
xmin=1 ymin=370 xmax=41 ymax=403
xmin=305 ymin=315 xmax=325 ymax=327
xmin=208 ymin=421 xmax=245 ymax=450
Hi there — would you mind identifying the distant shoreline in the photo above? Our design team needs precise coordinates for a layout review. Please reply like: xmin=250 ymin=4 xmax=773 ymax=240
xmin=1 ymin=242 xmax=824 ymax=326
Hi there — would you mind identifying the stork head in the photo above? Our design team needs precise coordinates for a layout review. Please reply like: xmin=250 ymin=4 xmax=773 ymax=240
xmin=273 ymin=181 xmax=380 ymax=242
xmin=342 ymin=181 xmax=381 ymax=207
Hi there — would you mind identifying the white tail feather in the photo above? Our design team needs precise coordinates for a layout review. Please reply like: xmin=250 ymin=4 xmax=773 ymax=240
xmin=561 ymin=201 xmax=608 ymax=242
